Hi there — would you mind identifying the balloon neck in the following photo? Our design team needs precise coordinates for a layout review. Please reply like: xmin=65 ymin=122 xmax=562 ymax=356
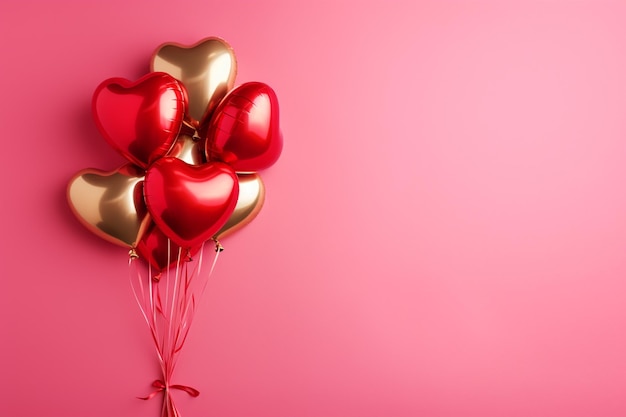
xmin=181 ymin=120 xmax=201 ymax=141
xmin=212 ymin=238 xmax=224 ymax=252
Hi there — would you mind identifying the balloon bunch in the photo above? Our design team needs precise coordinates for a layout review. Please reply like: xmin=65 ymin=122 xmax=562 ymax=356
xmin=67 ymin=38 xmax=282 ymax=417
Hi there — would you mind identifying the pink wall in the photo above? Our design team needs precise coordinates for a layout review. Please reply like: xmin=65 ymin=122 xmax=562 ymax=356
xmin=2 ymin=1 xmax=626 ymax=416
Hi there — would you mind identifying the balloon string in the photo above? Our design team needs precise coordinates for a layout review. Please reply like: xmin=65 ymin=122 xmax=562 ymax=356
xmin=129 ymin=238 xmax=223 ymax=417
xmin=209 ymin=239 xmax=222 ymax=273
xmin=176 ymin=240 xmax=221 ymax=354
xmin=169 ymin=246 xmax=186 ymax=378
xmin=129 ymin=257 xmax=164 ymax=364
xmin=164 ymin=244 xmax=183 ymax=381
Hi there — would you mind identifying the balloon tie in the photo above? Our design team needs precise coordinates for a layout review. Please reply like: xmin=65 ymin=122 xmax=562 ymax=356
xmin=181 ymin=120 xmax=201 ymax=141
xmin=212 ymin=238 xmax=224 ymax=252
xmin=138 ymin=379 xmax=200 ymax=401
xmin=129 ymin=248 xmax=139 ymax=259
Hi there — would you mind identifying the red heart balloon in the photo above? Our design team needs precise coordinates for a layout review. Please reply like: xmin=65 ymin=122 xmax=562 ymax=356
xmin=144 ymin=157 xmax=239 ymax=248
xmin=93 ymin=72 xmax=186 ymax=168
xmin=136 ymin=222 xmax=201 ymax=272
xmin=205 ymin=82 xmax=282 ymax=172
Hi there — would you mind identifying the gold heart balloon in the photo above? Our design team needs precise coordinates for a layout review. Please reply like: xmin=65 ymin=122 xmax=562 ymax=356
xmin=67 ymin=164 xmax=150 ymax=248
xmin=215 ymin=173 xmax=265 ymax=240
xmin=151 ymin=37 xmax=237 ymax=127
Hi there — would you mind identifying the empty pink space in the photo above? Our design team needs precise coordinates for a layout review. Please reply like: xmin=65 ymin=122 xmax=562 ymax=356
xmin=2 ymin=1 xmax=626 ymax=416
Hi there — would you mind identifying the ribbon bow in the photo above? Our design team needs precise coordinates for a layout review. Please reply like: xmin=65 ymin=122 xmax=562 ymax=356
xmin=138 ymin=379 xmax=200 ymax=401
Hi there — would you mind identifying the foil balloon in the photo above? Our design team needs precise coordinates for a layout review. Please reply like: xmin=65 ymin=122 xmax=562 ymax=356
xmin=93 ymin=72 xmax=186 ymax=168
xmin=136 ymin=222 xmax=201 ymax=272
xmin=205 ymin=82 xmax=282 ymax=172
xmin=169 ymin=136 xmax=263 ymax=240
xmin=144 ymin=157 xmax=239 ymax=248
xmin=67 ymin=164 xmax=150 ymax=248
xmin=215 ymin=174 xmax=265 ymax=240
xmin=151 ymin=37 xmax=237 ymax=127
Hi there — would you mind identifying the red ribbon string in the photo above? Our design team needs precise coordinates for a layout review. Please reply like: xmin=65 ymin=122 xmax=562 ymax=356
xmin=138 ymin=380 xmax=200 ymax=401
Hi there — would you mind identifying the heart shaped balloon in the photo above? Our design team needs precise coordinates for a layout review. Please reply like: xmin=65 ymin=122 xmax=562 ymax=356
xmin=151 ymin=37 xmax=237 ymax=127
xmin=136 ymin=222 xmax=201 ymax=272
xmin=215 ymin=173 xmax=265 ymax=240
xmin=67 ymin=164 xmax=150 ymax=248
xmin=93 ymin=72 xmax=186 ymax=168
xmin=169 ymin=136 xmax=263 ymax=240
xmin=144 ymin=157 xmax=239 ymax=248
xmin=205 ymin=82 xmax=282 ymax=172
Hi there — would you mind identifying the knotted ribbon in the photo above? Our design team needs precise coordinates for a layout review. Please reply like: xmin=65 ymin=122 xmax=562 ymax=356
xmin=139 ymin=379 xmax=200 ymax=417
xmin=138 ymin=379 xmax=200 ymax=400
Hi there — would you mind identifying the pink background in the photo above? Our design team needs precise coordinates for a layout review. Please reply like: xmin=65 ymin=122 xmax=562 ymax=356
xmin=2 ymin=1 xmax=626 ymax=416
